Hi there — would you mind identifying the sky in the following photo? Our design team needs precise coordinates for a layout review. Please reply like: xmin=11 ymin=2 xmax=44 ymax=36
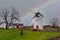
xmin=0 ymin=0 xmax=60 ymax=26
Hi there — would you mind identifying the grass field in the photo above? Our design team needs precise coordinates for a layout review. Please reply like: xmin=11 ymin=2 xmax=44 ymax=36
xmin=0 ymin=29 xmax=59 ymax=40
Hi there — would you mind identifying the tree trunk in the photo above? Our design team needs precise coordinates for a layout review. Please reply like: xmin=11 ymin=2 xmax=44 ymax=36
xmin=6 ymin=24 xmax=8 ymax=29
xmin=5 ymin=22 xmax=8 ymax=29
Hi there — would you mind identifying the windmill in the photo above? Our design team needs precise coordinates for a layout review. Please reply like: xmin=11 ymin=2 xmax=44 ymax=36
xmin=29 ymin=11 xmax=44 ymax=30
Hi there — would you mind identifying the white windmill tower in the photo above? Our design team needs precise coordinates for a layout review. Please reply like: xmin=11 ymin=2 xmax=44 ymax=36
xmin=30 ymin=11 xmax=44 ymax=30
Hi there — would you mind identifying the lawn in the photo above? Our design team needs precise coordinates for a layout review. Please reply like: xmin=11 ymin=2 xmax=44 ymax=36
xmin=0 ymin=28 xmax=59 ymax=40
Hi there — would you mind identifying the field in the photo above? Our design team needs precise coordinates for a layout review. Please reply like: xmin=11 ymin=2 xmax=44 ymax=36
xmin=0 ymin=28 xmax=59 ymax=40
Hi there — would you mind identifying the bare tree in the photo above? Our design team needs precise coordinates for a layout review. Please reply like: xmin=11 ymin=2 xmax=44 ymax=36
xmin=50 ymin=18 xmax=59 ymax=28
xmin=0 ymin=9 xmax=10 ymax=29
xmin=0 ymin=8 xmax=20 ymax=29
xmin=9 ymin=8 xmax=20 ymax=27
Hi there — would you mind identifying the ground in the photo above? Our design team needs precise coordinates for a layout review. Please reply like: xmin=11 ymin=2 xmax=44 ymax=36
xmin=0 ymin=28 xmax=59 ymax=40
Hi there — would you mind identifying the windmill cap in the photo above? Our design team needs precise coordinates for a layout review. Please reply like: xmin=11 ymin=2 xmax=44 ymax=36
xmin=35 ymin=12 xmax=44 ymax=17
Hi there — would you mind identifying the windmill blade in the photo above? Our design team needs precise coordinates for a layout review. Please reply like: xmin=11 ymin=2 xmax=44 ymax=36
xmin=39 ymin=13 xmax=44 ymax=17
xmin=28 ymin=16 xmax=35 ymax=24
xmin=31 ymin=11 xmax=36 ymax=13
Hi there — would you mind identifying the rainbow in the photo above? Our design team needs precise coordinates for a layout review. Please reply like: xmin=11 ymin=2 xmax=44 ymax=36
xmin=21 ymin=0 xmax=58 ymax=21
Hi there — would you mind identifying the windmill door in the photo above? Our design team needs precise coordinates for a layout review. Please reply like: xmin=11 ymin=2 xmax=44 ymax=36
xmin=36 ymin=25 xmax=39 ymax=30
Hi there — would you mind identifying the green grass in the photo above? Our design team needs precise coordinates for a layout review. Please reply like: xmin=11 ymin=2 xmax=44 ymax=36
xmin=0 ymin=29 xmax=59 ymax=40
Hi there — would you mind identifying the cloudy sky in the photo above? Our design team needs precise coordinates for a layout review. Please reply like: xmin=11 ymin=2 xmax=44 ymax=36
xmin=0 ymin=0 xmax=60 ymax=26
